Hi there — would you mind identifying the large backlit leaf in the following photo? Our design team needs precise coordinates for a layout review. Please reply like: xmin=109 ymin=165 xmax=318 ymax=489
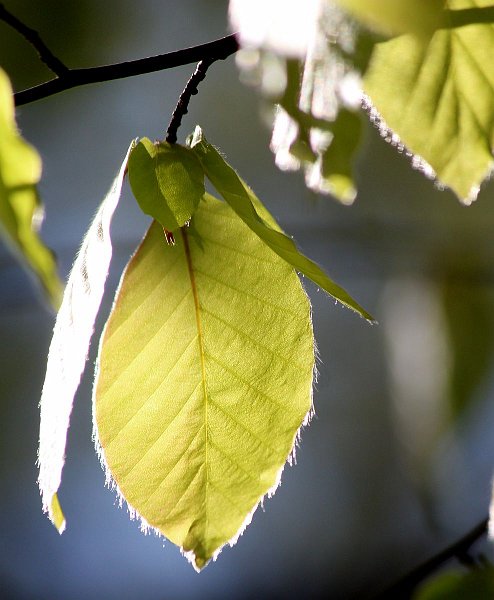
xmin=128 ymin=137 xmax=204 ymax=231
xmin=94 ymin=194 xmax=315 ymax=569
xmin=364 ymin=1 xmax=494 ymax=203
xmin=189 ymin=126 xmax=374 ymax=322
xmin=0 ymin=67 xmax=62 ymax=308
xmin=38 ymin=142 xmax=133 ymax=532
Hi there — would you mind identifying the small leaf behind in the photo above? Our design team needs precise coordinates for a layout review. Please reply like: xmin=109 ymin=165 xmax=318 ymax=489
xmin=0 ymin=67 xmax=62 ymax=308
xmin=189 ymin=126 xmax=374 ymax=322
xmin=94 ymin=194 xmax=315 ymax=569
xmin=128 ymin=137 xmax=205 ymax=231
xmin=38 ymin=142 xmax=133 ymax=531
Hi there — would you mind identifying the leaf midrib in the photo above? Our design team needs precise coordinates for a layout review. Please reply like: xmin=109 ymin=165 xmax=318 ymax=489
xmin=180 ymin=226 xmax=209 ymax=527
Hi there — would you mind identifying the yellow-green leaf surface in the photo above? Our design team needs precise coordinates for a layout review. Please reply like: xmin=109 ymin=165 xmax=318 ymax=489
xmin=364 ymin=1 xmax=494 ymax=203
xmin=38 ymin=143 xmax=133 ymax=532
xmin=189 ymin=126 xmax=374 ymax=322
xmin=0 ymin=67 xmax=62 ymax=308
xmin=128 ymin=137 xmax=204 ymax=231
xmin=94 ymin=194 xmax=314 ymax=569
xmin=336 ymin=0 xmax=446 ymax=36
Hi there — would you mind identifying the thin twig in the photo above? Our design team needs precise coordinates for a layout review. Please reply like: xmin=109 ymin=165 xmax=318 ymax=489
xmin=166 ymin=58 xmax=214 ymax=144
xmin=374 ymin=517 xmax=489 ymax=599
xmin=0 ymin=3 xmax=68 ymax=76
xmin=13 ymin=34 xmax=239 ymax=106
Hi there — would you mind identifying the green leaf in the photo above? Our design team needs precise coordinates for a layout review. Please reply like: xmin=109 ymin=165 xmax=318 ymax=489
xmin=128 ymin=137 xmax=205 ymax=231
xmin=364 ymin=5 xmax=494 ymax=203
xmin=38 ymin=142 xmax=133 ymax=532
xmin=440 ymin=261 xmax=494 ymax=419
xmin=189 ymin=126 xmax=374 ymax=322
xmin=0 ymin=67 xmax=62 ymax=308
xmin=414 ymin=567 xmax=494 ymax=600
xmin=94 ymin=194 xmax=315 ymax=569
xmin=319 ymin=109 xmax=362 ymax=203
xmin=335 ymin=0 xmax=446 ymax=36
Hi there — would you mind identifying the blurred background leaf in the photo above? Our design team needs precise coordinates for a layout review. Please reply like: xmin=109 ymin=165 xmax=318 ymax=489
xmin=0 ymin=67 xmax=62 ymax=308
xmin=414 ymin=567 xmax=494 ymax=600
xmin=438 ymin=252 xmax=494 ymax=421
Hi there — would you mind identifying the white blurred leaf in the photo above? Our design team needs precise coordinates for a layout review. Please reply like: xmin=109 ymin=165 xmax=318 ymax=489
xmin=38 ymin=141 xmax=134 ymax=532
xmin=229 ymin=0 xmax=321 ymax=57
xmin=230 ymin=0 xmax=367 ymax=201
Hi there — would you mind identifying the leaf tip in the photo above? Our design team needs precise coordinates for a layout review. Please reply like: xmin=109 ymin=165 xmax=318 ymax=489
xmin=49 ymin=493 xmax=66 ymax=534
xmin=342 ymin=299 xmax=376 ymax=324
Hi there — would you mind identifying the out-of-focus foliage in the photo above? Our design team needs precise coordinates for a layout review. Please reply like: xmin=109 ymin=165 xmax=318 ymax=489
xmin=439 ymin=254 xmax=494 ymax=419
xmin=0 ymin=67 xmax=62 ymax=308
xmin=231 ymin=0 xmax=369 ymax=202
xmin=230 ymin=0 xmax=494 ymax=203
xmin=414 ymin=567 xmax=494 ymax=599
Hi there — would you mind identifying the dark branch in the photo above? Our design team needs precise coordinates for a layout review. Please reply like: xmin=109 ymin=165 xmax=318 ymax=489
xmin=166 ymin=59 xmax=214 ymax=144
xmin=0 ymin=3 xmax=68 ymax=76
xmin=374 ymin=517 xmax=489 ymax=598
xmin=14 ymin=34 xmax=239 ymax=107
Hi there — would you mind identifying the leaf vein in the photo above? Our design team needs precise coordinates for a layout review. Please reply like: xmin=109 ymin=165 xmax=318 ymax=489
xmin=199 ymin=232 xmax=280 ymax=266
xmin=207 ymin=352 xmax=292 ymax=414
xmin=108 ymin=249 xmax=183 ymax=338
xmin=104 ymin=332 xmax=199 ymax=448
xmin=202 ymin=306 xmax=306 ymax=370
xmin=138 ymin=425 xmax=206 ymax=512
xmin=208 ymin=394 xmax=279 ymax=456
xmin=195 ymin=267 xmax=302 ymax=319
xmin=119 ymin=379 xmax=203 ymax=480
xmin=453 ymin=30 xmax=494 ymax=96
xmin=209 ymin=439 xmax=259 ymax=484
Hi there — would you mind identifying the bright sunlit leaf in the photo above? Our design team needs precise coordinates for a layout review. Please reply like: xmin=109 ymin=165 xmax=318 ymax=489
xmin=38 ymin=142 xmax=134 ymax=532
xmin=189 ymin=126 xmax=374 ymax=322
xmin=128 ymin=137 xmax=204 ymax=232
xmin=364 ymin=1 xmax=494 ymax=203
xmin=94 ymin=194 xmax=315 ymax=569
xmin=0 ymin=67 xmax=62 ymax=308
